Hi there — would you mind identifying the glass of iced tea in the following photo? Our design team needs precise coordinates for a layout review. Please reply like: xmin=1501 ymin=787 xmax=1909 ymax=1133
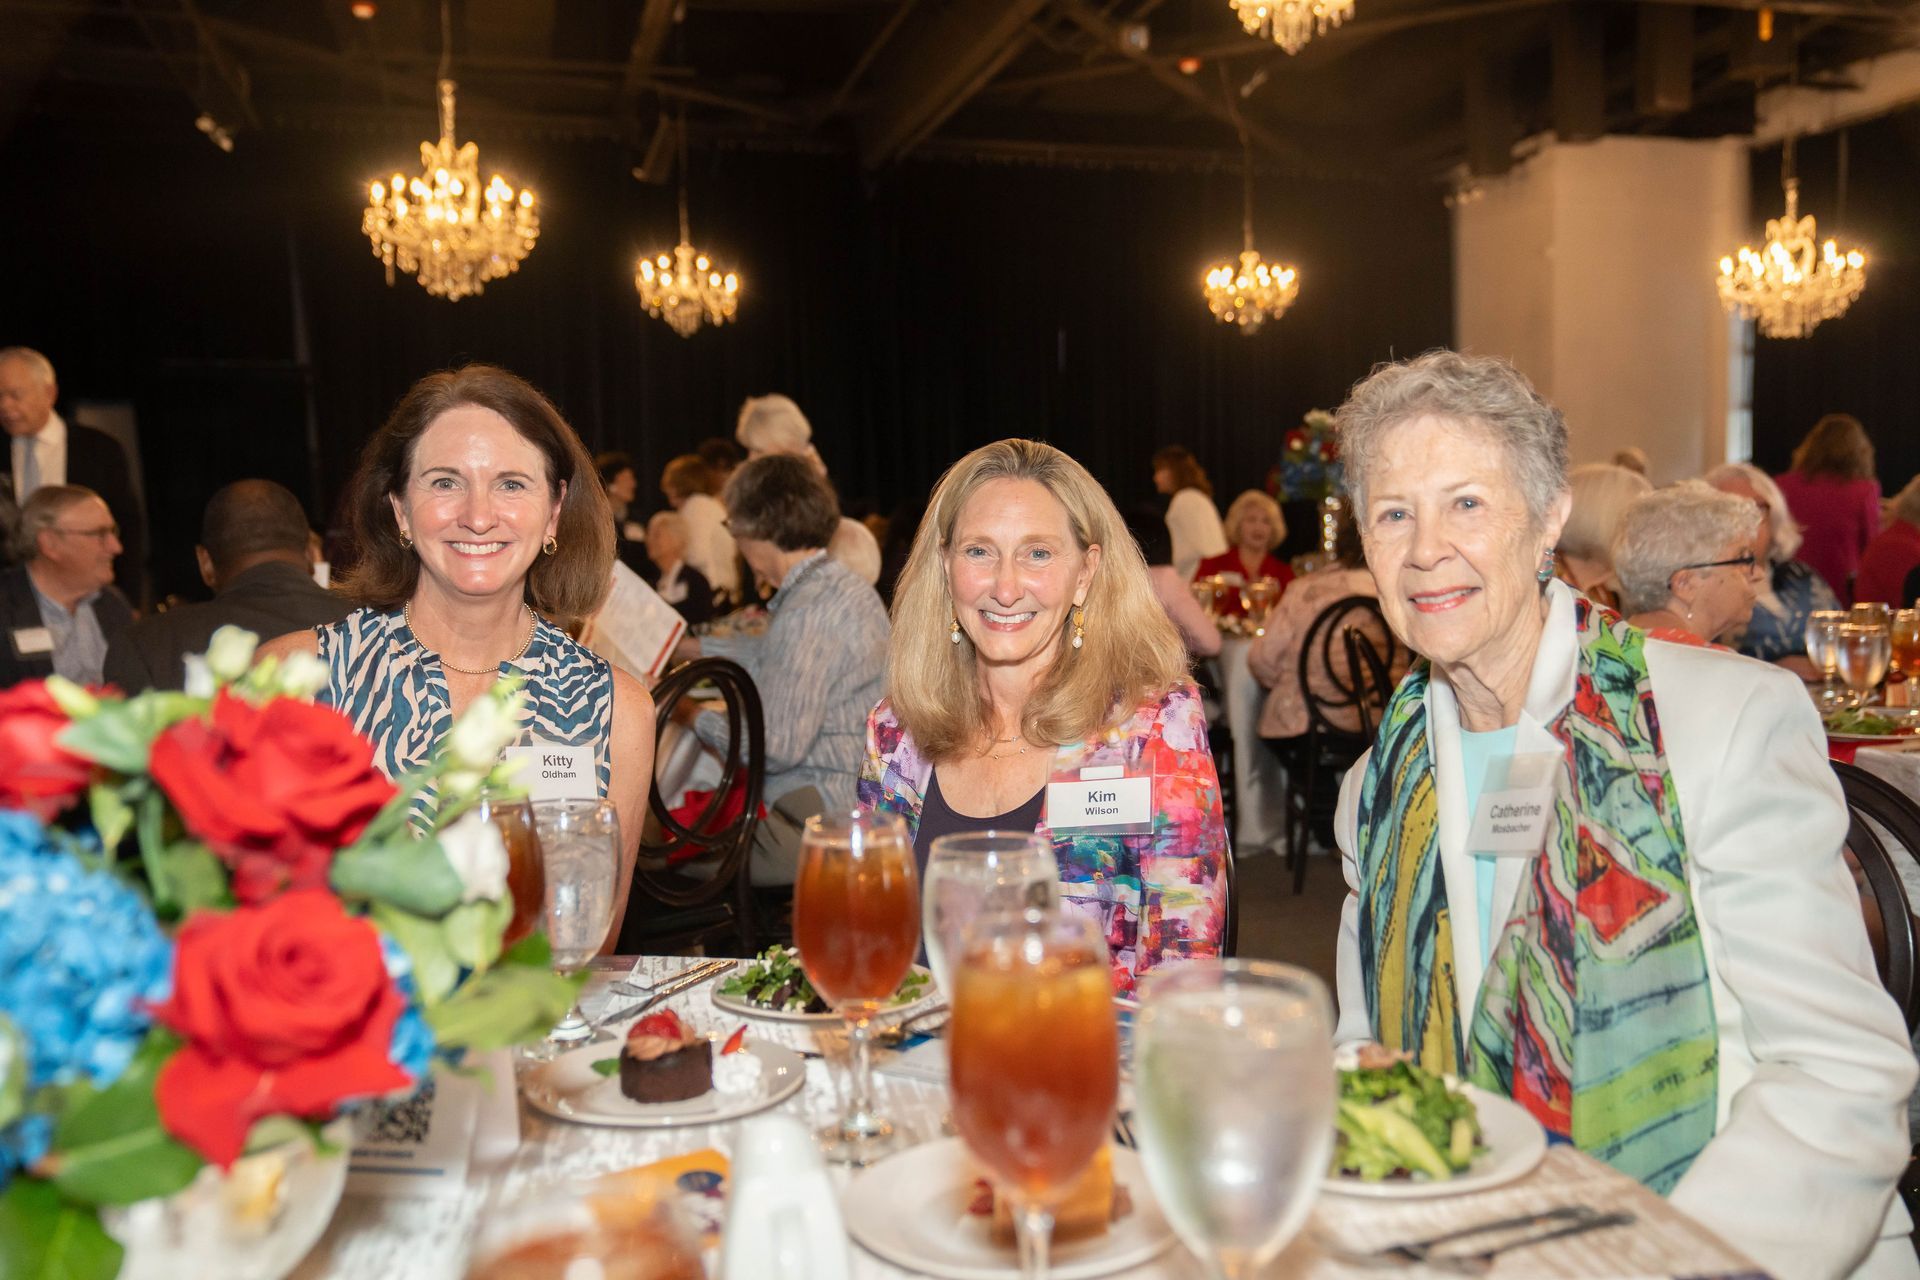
xmin=949 ymin=905 xmax=1117 ymax=1280
xmin=1893 ymin=610 xmax=1920 ymax=679
xmin=793 ymin=810 xmax=920 ymax=1165
xmin=474 ymin=795 xmax=546 ymax=948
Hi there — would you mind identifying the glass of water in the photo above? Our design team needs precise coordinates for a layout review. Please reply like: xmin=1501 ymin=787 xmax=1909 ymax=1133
xmin=1837 ymin=622 xmax=1892 ymax=709
xmin=1806 ymin=609 xmax=1846 ymax=709
xmin=531 ymin=798 xmax=621 ymax=1049
xmin=922 ymin=832 xmax=1059 ymax=996
xmin=1132 ymin=959 xmax=1334 ymax=1280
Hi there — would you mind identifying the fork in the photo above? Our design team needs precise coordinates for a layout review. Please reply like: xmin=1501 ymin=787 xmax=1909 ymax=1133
xmin=610 ymin=957 xmax=737 ymax=999
xmin=589 ymin=959 xmax=732 ymax=1031
xmin=1338 ymin=1205 xmax=1634 ymax=1273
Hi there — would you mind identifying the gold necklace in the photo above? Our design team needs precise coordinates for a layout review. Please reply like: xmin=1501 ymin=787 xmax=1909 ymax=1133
xmin=403 ymin=601 xmax=536 ymax=676
xmin=983 ymin=733 xmax=1029 ymax=761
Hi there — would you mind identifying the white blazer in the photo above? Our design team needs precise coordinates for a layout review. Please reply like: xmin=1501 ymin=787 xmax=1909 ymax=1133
xmin=1165 ymin=487 xmax=1227 ymax=581
xmin=1334 ymin=581 xmax=1918 ymax=1280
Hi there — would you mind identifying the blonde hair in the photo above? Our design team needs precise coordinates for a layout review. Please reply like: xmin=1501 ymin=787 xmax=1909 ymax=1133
xmin=887 ymin=439 xmax=1188 ymax=762
xmin=1559 ymin=463 xmax=1651 ymax=563
xmin=1223 ymin=489 xmax=1286 ymax=552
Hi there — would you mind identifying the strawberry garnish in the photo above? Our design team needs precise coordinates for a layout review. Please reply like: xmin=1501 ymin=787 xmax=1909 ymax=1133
xmin=721 ymin=1025 xmax=748 ymax=1056
xmin=966 ymin=1178 xmax=994 ymax=1217
xmin=629 ymin=1010 xmax=685 ymax=1041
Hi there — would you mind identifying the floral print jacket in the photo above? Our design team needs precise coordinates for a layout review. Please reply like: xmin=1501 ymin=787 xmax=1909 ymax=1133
xmin=858 ymin=683 xmax=1230 ymax=996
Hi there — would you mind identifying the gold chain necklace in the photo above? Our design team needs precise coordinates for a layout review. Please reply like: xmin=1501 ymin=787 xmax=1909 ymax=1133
xmin=403 ymin=601 xmax=536 ymax=676
xmin=983 ymin=732 xmax=1029 ymax=762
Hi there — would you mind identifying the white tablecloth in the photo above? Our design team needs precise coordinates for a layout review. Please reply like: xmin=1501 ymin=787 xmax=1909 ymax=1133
xmin=1214 ymin=636 xmax=1287 ymax=854
xmin=294 ymin=959 xmax=1763 ymax=1280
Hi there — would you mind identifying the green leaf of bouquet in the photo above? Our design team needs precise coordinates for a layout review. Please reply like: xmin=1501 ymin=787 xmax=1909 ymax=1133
xmin=85 ymin=784 xmax=135 ymax=857
xmin=0 ymin=1014 xmax=25 ymax=1131
xmin=157 ymin=842 xmax=227 ymax=917
xmin=49 ymin=1033 xmax=200 ymax=1207
xmin=330 ymin=838 xmax=464 ymax=917
xmin=442 ymin=898 xmax=512 ymax=974
xmin=134 ymin=788 xmax=173 ymax=912
xmin=371 ymin=905 xmax=460 ymax=1006
xmin=56 ymin=706 xmax=148 ymax=776
xmin=242 ymin=1114 xmax=322 ymax=1157
xmin=424 ymin=965 xmax=584 ymax=1053
xmin=501 ymin=930 xmax=552 ymax=968
xmin=0 ymin=1180 xmax=124 ymax=1280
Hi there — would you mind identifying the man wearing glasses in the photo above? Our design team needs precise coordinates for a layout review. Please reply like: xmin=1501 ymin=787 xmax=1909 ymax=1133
xmin=1 ymin=485 xmax=131 ymax=687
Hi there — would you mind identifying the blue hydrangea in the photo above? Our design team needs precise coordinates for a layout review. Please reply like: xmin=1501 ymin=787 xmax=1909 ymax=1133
xmin=380 ymin=937 xmax=435 ymax=1087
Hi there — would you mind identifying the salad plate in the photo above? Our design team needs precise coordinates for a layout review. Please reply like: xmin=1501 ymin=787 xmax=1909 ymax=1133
xmin=1824 ymin=707 xmax=1920 ymax=744
xmin=519 ymin=1037 xmax=806 ymax=1128
xmin=1323 ymin=1082 xmax=1546 ymax=1200
xmin=711 ymin=945 xmax=938 ymax=1024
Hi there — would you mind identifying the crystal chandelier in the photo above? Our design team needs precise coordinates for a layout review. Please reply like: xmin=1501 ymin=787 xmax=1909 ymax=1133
xmin=1203 ymin=148 xmax=1299 ymax=334
xmin=363 ymin=78 xmax=539 ymax=302
xmin=635 ymin=121 xmax=741 ymax=338
xmin=1229 ymin=0 xmax=1354 ymax=55
xmin=1716 ymin=139 xmax=1866 ymax=339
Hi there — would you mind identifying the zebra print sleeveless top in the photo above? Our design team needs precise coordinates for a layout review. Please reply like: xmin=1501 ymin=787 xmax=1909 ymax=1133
xmin=315 ymin=607 xmax=614 ymax=811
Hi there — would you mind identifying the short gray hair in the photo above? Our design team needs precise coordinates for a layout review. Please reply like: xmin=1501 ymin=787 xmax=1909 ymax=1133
xmin=722 ymin=454 xmax=839 ymax=550
xmin=1613 ymin=481 xmax=1761 ymax=615
xmin=1702 ymin=461 xmax=1802 ymax=562
xmin=1559 ymin=463 xmax=1651 ymax=563
xmin=0 ymin=347 xmax=55 ymax=387
xmin=14 ymin=484 xmax=99 ymax=561
xmin=1337 ymin=350 xmax=1569 ymax=526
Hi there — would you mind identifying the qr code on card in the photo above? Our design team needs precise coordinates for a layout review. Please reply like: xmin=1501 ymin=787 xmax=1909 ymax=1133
xmin=362 ymin=1078 xmax=436 ymax=1145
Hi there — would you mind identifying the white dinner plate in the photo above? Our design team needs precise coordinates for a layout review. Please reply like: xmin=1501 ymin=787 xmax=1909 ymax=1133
xmin=519 ymin=1037 xmax=805 ymax=1128
xmin=710 ymin=962 xmax=939 ymax=1025
xmin=842 ymin=1137 xmax=1176 ymax=1280
xmin=1827 ymin=731 xmax=1920 ymax=745
xmin=1322 ymin=1083 xmax=1547 ymax=1199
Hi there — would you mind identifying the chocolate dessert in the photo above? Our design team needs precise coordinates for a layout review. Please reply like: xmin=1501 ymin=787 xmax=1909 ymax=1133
xmin=619 ymin=1011 xmax=713 ymax=1103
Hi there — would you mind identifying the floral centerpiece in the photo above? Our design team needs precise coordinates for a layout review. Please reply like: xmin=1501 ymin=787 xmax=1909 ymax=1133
xmin=0 ymin=628 xmax=580 ymax=1280
xmin=1270 ymin=408 xmax=1343 ymax=502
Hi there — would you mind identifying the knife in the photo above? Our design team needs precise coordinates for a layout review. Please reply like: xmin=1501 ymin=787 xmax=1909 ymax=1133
xmin=589 ymin=958 xmax=733 ymax=1030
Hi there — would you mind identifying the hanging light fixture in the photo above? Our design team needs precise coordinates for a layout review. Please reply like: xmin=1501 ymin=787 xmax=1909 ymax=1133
xmin=361 ymin=3 xmax=538 ymax=301
xmin=1203 ymin=139 xmax=1299 ymax=334
xmin=1715 ymin=135 xmax=1866 ymax=339
xmin=634 ymin=118 xmax=741 ymax=338
xmin=1229 ymin=0 xmax=1353 ymax=55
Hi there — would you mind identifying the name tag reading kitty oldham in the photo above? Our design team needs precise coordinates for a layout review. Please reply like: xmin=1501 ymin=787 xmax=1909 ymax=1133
xmin=502 ymin=744 xmax=596 ymax=802
xmin=1046 ymin=765 xmax=1153 ymax=837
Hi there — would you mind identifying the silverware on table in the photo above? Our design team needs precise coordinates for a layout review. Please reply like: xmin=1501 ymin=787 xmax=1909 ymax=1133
xmin=1334 ymin=1205 xmax=1635 ymax=1273
xmin=589 ymin=958 xmax=733 ymax=1031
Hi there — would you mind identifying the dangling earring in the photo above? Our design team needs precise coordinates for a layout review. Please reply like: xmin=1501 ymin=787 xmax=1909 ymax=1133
xmin=398 ymin=528 xmax=413 ymax=551
xmin=1536 ymin=548 xmax=1556 ymax=584
xmin=543 ymin=536 xmax=558 ymax=556
xmin=949 ymin=619 xmax=962 ymax=645
xmin=1071 ymin=606 xmax=1085 ymax=650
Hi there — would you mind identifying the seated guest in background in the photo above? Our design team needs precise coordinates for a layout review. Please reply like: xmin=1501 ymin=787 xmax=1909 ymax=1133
xmin=1194 ymin=489 xmax=1294 ymax=614
xmin=1775 ymin=412 xmax=1881 ymax=604
xmin=1853 ymin=474 xmax=1920 ymax=608
xmin=103 ymin=480 xmax=349 ymax=693
xmin=1249 ymin=507 xmax=1398 ymax=740
xmin=660 ymin=453 xmax=740 ymax=605
xmin=861 ymin=438 xmax=1227 ymax=995
xmin=1554 ymin=461 xmax=1648 ymax=610
xmin=258 ymin=365 xmax=653 ymax=918
xmin=1614 ymin=480 xmax=1763 ymax=646
xmin=734 ymin=393 xmax=881 ymax=585
xmin=876 ymin=498 xmax=923 ymax=607
xmin=675 ymin=455 xmax=888 ymax=884
xmin=1704 ymin=462 xmax=1838 ymax=677
xmin=1122 ymin=503 xmax=1219 ymax=659
xmin=645 ymin=510 xmax=714 ymax=626
xmin=1 ymin=484 xmax=130 ymax=687
xmin=1152 ymin=443 xmax=1226 ymax=579
xmin=595 ymin=449 xmax=654 ymax=583
xmin=696 ymin=436 xmax=742 ymax=490
xmin=1331 ymin=351 xmax=1914 ymax=1280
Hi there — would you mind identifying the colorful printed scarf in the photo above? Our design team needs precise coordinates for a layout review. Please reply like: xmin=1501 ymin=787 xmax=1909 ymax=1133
xmin=1355 ymin=598 xmax=1718 ymax=1193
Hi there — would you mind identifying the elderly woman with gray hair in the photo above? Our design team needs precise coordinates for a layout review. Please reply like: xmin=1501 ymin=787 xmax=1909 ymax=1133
xmin=1331 ymin=350 xmax=1915 ymax=1280
xmin=1703 ymin=462 xmax=1839 ymax=674
xmin=1613 ymin=481 xmax=1764 ymax=646
xmin=735 ymin=393 xmax=882 ymax=585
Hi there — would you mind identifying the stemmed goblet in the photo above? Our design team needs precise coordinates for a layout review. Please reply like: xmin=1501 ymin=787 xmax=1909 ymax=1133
xmin=921 ymin=831 xmax=1058 ymax=996
xmin=529 ymin=797 xmax=620 ymax=1052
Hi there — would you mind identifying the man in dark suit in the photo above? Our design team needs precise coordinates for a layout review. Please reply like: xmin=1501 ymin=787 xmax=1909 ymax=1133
xmin=0 ymin=346 xmax=146 ymax=603
xmin=1 ymin=485 xmax=133 ymax=687
xmin=104 ymin=480 xmax=351 ymax=693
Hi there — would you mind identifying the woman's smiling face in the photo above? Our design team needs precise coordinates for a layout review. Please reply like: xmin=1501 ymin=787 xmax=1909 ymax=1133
xmin=946 ymin=477 xmax=1100 ymax=676
xmin=391 ymin=405 xmax=561 ymax=603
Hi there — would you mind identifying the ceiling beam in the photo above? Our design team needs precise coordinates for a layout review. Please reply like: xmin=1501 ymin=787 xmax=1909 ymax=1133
xmin=814 ymin=0 xmax=920 ymax=125
xmin=615 ymin=0 xmax=678 ymax=132
xmin=177 ymin=0 xmax=260 ymax=130
xmin=855 ymin=0 xmax=1050 ymax=166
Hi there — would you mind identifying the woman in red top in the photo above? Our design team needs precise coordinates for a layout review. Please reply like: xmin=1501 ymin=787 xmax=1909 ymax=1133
xmin=1193 ymin=489 xmax=1294 ymax=616
xmin=1854 ymin=475 xmax=1920 ymax=607
xmin=1773 ymin=413 xmax=1882 ymax=604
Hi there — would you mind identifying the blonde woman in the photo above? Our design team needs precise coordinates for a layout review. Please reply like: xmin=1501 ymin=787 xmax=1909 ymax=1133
xmin=1555 ymin=462 xmax=1650 ymax=610
xmin=860 ymin=439 xmax=1228 ymax=995
xmin=1152 ymin=444 xmax=1227 ymax=579
xmin=1194 ymin=489 xmax=1294 ymax=616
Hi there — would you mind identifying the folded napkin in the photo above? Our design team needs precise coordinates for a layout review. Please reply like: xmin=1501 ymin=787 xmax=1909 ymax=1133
xmin=663 ymin=777 xmax=766 ymax=864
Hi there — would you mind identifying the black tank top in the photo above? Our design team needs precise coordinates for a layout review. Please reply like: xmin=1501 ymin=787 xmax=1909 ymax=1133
xmin=913 ymin=768 xmax=1047 ymax=875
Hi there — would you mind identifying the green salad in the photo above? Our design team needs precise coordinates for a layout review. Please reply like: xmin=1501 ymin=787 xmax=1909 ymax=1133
xmin=1332 ymin=1059 xmax=1485 ymax=1181
xmin=718 ymin=944 xmax=931 ymax=1014
xmin=1824 ymin=707 xmax=1913 ymax=737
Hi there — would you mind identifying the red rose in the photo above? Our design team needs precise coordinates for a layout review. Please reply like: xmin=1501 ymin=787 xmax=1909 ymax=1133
xmin=0 ymin=681 xmax=93 ymax=819
xmin=150 ymin=692 xmax=396 ymax=903
xmin=151 ymin=890 xmax=410 ymax=1167
xmin=1285 ymin=429 xmax=1307 ymax=452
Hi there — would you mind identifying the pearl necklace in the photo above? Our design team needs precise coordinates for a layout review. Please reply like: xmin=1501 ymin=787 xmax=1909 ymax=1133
xmin=403 ymin=601 xmax=536 ymax=676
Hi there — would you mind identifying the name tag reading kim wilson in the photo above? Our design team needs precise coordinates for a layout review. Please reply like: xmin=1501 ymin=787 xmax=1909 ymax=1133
xmin=1046 ymin=764 xmax=1153 ymax=837
xmin=503 ymin=743 xmax=596 ymax=803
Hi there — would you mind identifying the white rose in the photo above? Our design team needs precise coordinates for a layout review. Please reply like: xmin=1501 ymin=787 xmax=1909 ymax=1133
xmin=447 ymin=687 xmax=522 ymax=769
xmin=181 ymin=655 xmax=215 ymax=699
xmin=204 ymin=627 xmax=259 ymax=684
xmin=439 ymin=810 xmax=509 ymax=904
xmin=274 ymin=651 xmax=328 ymax=700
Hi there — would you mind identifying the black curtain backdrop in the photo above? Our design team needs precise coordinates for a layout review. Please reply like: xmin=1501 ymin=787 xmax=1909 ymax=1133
xmin=1750 ymin=103 xmax=1920 ymax=490
xmin=0 ymin=116 xmax=1451 ymax=600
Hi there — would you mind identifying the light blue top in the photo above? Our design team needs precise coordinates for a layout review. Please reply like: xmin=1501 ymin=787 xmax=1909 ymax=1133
xmin=1459 ymin=724 xmax=1519 ymax=962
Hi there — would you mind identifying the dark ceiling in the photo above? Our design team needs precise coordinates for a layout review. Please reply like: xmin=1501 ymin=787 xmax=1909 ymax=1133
xmin=1 ymin=0 xmax=1913 ymax=182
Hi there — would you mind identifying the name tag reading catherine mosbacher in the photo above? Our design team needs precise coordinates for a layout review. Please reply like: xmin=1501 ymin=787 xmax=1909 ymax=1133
xmin=1046 ymin=765 xmax=1153 ymax=837
xmin=1466 ymin=787 xmax=1555 ymax=855
xmin=503 ymin=743 xmax=596 ymax=802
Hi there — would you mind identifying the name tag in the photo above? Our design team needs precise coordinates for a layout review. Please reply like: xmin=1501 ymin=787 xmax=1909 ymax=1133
xmin=10 ymin=626 xmax=53 ymax=657
xmin=1046 ymin=765 xmax=1153 ymax=836
xmin=503 ymin=743 xmax=596 ymax=802
xmin=1466 ymin=786 xmax=1555 ymax=855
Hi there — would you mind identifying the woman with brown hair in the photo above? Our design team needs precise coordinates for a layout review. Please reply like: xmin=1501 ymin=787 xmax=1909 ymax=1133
xmin=1774 ymin=412 xmax=1882 ymax=603
xmin=258 ymin=365 xmax=653 ymax=899
xmin=1151 ymin=444 xmax=1227 ymax=579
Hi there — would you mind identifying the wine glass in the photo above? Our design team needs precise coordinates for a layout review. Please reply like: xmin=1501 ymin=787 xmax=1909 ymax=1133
xmin=921 ymin=831 xmax=1059 ymax=996
xmin=1893 ymin=610 xmax=1920 ymax=681
xmin=1190 ymin=578 xmax=1216 ymax=616
xmin=1131 ymin=960 xmax=1334 ymax=1280
xmin=793 ymin=811 xmax=920 ymax=1165
xmin=1852 ymin=601 xmax=1893 ymax=628
xmin=530 ymin=798 xmax=621 ymax=1051
xmin=949 ymin=905 xmax=1117 ymax=1280
xmin=1240 ymin=577 xmax=1282 ymax=633
xmin=1806 ymin=609 xmax=1846 ymax=710
xmin=472 ymin=794 xmax=545 ymax=948
xmin=464 ymin=1174 xmax=704 ymax=1280
xmin=1837 ymin=622 xmax=1892 ymax=709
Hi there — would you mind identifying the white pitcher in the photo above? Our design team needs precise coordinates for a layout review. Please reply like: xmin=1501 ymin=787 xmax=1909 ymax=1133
xmin=721 ymin=1115 xmax=851 ymax=1280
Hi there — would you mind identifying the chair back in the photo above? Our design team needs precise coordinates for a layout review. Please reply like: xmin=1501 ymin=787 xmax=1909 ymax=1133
xmin=1830 ymin=761 xmax=1920 ymax=1034
xmin=1222 ymin=845 xmax=1239 ymax=959
xmin=1299 ymin=595 xmax=1401 ymax=743
xmin=631 ymin=657 xmax=767 ymax=917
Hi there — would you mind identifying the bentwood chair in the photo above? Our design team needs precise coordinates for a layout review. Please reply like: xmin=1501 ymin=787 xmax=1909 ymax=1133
xmin=1830 ymin=761 xmax=1920 ymax=1034
xmin=617 ymin=657 xmax=767 ymax=957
